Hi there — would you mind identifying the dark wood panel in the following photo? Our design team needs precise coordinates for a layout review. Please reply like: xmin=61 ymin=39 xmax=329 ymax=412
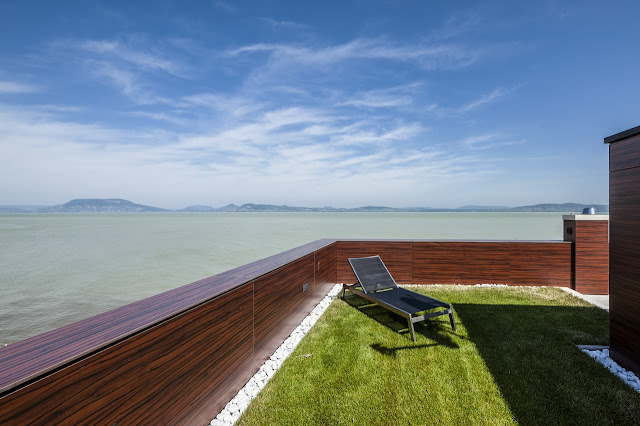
xmin=0 ymin=239 xmax=336 ymax=395
xmin=315 ymin=243 xmax=337 ymax=295
xmin=509 ymin=242 xmax=572 ymax=287
xmin=412 ymin=242 xmax=510 ymax=284
xmin=610 ymin=167 xmax=640 ymax=283
xmin=336 ymin=241 xmax=413 ymax=284
xmin=412 ymin=242 xmax=456 ymax=284
xmin=449 ymin=242 xmax=510 ymax=284
xmin=609 ymin=133 xmax=640 ymax=172
xmin=609 ymin=274 xmax=640 ymax=375
xmin=253 ymin=255 xmax=316 ymax=364
xmin=574 ymin=221 xmax=609 ymax=294
xmin=0 ymin=283 xmax=254 ymax=425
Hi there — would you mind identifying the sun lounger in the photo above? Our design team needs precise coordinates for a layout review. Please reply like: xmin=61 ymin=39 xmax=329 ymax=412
xmin=342 ymin=255 xmax=456 ymax=342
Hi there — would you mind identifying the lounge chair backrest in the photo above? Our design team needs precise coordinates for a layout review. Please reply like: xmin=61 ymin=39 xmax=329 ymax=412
xmin=348 ymin=256 xmax=398 ymax=294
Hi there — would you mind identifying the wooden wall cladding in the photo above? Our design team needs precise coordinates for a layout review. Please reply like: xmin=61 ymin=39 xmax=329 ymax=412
xmin=508 ymin=242 xmax=572 ymax=287
xmin=412 ymin=242 xmax=510 ymax=284
xmin=337 ymin=240 xmax=572 ymax=287
xmin=574 ymin=221 xmax=609 ymax=294
xmin=0 ymin=239 xmax=337 ymax=425
xmin=336 ymin=241 xmax=413 ymax=284
xmin=610 ymin=167 xmax=640 ymax=284
xmin=609 ymin=133 xmax=640 ymax=172
xmin=0 ymin=283 xmax=255 ymax=425
xmin=608 ymin=130 xmax=640 ymax=376
xmin=411 ymin=241 xmax=571 ymax=286
xmin=253 ymin=254 xmax=316 ymax=364
xmin=315 ymin=243 xmax=337 ymax=295
xmin=609 ymin=274 xmax=640 ymax=375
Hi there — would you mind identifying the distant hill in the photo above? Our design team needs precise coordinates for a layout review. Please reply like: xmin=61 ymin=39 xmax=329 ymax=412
xmin=457 ymin=205 xmax=511 ymax=211
xmin=2 ymin=199 xmax=609 ymax=213
xmin=38 ymin=199 xmax=168 ymax=213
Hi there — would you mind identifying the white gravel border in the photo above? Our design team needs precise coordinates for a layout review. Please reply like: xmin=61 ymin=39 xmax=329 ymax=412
xmin=580 ymin=347 xmax=640 ymax=393
xmin=210 ymin=284 xmax=342 ymax=426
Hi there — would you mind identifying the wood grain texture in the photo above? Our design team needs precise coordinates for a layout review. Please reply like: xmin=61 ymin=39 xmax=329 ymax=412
xmin=508 ymin=242 xmax=572 ymax=287
xmin=609 ymin=274 xmax=640 ymax=375
xmin=0 ymin=239 xmax=336 ymax=395
xmin=574 ymin=221 xmax=609 ymax=294
xmin=253 ymin=254 xmax=316 ymax=365
xmin=315 ymin=243 xmax=337 ymax=296
xmin=336 ymin=240 xmax=413 ymax=284
xmin=0 ymin=283 xmax=254 ymax=425
xmin=608 ymin=130 xmax=640 ymax=376
xmin=411 ymin=241 xmax=571 ymax=286
xmin=609 ymin=133 xmax=640 ymax=172
xmin=610 ymin=167 xmax=640 ymax=283
xmin=412 ymin=242 xmax=510 ymax=284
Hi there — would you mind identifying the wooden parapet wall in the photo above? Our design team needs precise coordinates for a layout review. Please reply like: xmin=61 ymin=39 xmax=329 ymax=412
xmin=0 ymin=239 xmax=336 ymax=425
xmin=337 ymin=240 xmax=572 ymax=287
xmin=0 ymin=237 xmax=587 ymax=423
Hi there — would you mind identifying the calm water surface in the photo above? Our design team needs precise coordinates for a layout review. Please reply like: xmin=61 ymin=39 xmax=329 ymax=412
xmin=1 ymin=212 xmax=570 ymax=345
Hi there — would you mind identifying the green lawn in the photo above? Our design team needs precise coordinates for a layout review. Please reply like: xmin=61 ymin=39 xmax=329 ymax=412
xmin=237 ymin=286 xmax=639 ymax=425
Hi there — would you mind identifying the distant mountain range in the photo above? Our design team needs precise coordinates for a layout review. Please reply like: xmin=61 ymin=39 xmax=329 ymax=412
xmin=0 ymin=199 xmax=610 ymax=213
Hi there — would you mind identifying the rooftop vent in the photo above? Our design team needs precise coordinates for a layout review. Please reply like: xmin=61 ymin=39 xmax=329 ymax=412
xmin=582 ymin=207 xmax=597 ymax=215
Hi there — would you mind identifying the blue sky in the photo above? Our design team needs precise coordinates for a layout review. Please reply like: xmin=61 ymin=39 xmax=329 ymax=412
xmin=0 ymin=1 xmax=637 ymax=208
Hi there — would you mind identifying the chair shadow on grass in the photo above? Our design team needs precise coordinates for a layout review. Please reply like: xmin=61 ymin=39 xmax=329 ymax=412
xmin=341 ymin=291 xmax=458 ymax=354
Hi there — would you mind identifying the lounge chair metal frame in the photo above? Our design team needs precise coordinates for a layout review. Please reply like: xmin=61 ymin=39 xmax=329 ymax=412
xmin=342 ymin=255 xmax=457 ymax=342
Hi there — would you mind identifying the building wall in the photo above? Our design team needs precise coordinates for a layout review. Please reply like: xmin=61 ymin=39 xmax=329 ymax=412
xmin=606 ymin=126 xmax=640 ymax=376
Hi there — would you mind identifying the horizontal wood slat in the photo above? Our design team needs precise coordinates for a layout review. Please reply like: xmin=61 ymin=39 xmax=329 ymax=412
xmin=609 ymin=274 xmax=640 ymax=374
xmin=574 ymin=221 xmax=609 ymax=294
xmin=253 ymin=254 xmax=315 ymax=364
xmin=610 ymin=167 xmax=640 ymax=284
xmin=315 ymin=243 xmax=337 ymax=295
xmin=609 ymin=133 xmax=640 ymax=172
xmin=509 ymin=242 xmax=572 ymax=287
xmin=608 ymin=129 xmax=640 ymax=376
xmin=0 ymin=239 xmax=335 ymax=395
xmin=336 ymin=240 xmax=413 ymax=284
xmin=413 ymin=242 xmax=511 ymax=284
xmin=0 ymin=283 xmax=255 ymax=425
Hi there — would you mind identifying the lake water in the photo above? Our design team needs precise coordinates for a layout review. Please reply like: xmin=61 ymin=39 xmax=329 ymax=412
xmin=1 ymin=212 xmax=573 ymax=345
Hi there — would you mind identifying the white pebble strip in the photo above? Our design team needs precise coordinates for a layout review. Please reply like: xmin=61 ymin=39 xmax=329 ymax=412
xmin=210 ymin=284 xmax=342 ymax=426
xmin=581 ymin=347 xmax=640 ymax=393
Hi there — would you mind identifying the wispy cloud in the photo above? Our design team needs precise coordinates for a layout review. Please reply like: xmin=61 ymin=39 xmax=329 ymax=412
xmin=424 ymin=87 xmax=511 ymax=118
xmin=0 ymin=80 xmax=38 ymax=94
xmin=259 ymin=17 xmax=310 ymax=31
xmin=228 ymin=38 xmax=482 ymax=70
xmin=215 ymin=1 xmax=237 ymax=13
xmin=79 ymin=40 xmax=185 ymax=76
xmin=461 ymin=88 xmax=509 ymax=112
xmin=340 ymin=84 xmax=422 ymax=109
xmin=461 ymin=132 xmax=525 ymax=150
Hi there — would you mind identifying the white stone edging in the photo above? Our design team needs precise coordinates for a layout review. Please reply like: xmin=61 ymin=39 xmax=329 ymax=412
xmin=210 ymin=284 xmax=342 ymax=426
xmin=580 ymin=347 xmax=640 ymax=393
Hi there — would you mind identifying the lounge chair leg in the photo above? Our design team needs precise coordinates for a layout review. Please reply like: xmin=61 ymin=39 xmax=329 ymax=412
xmin=449 ymin=309 xmax=457 ymax=332
xmin=408 ymin=316 xmax=416 ymax=342
xmin=341 ymin=286 xmax=346 ymax=300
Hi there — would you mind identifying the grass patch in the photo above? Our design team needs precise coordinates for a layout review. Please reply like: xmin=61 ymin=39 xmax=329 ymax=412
xmin=237 ymin=286 xmax=639 ymax=425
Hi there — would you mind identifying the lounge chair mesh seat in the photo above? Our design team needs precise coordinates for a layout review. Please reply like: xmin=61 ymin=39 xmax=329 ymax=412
xmin=342 ymin=255 xmax=457 ymax=342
